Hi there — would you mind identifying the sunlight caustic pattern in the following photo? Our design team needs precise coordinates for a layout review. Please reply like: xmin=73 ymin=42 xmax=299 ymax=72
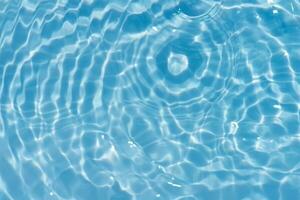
xmin=0 ymin=0 xmax=300 ymax=199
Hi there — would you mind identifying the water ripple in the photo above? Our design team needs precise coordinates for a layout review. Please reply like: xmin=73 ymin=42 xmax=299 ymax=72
xmin=0 ymin=0 xmax=300 ymax=199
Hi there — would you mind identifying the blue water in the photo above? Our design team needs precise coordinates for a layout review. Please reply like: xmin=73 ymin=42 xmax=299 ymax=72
xmin=0 ymin=0 xmax=300 ymax=199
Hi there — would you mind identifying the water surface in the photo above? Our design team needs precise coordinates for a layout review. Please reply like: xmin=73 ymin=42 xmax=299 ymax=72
xmin=0 ymin=0 xmax=300 ymax=199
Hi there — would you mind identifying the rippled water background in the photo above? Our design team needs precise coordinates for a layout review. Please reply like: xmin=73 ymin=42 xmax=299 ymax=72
xmin=1 ymin=0 xmax=300 ymax=199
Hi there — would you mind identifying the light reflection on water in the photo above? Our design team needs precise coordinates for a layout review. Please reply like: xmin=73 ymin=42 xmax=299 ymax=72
xmin=0 ymin=0 xmax=300 ymax=199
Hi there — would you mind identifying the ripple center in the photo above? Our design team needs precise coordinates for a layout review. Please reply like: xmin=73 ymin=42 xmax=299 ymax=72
xmin=167 ymin=52 xmax=188 ymax=76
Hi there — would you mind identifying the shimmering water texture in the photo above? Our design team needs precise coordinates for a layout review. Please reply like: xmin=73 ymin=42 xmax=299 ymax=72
xmin=0 ymin=0 xmax=300 ymax=199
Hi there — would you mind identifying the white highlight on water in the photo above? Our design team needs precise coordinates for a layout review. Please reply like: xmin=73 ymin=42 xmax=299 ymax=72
xmin=128 ymin=140 xmax=137 ymax=148
xmin=99 ymin=145 xmax=118 ymax=161
xmin=229 ymin=121 xmax=239 ymax=135
xmin=167 ymin=52 xmax=188 ymax=76
xmin=152 ymin=26 xmax=158 ymax=32
xmin=273 ymin=104 xmax=281 ymax=109
xmin=167 ymin=181 xmax=182 ymax=188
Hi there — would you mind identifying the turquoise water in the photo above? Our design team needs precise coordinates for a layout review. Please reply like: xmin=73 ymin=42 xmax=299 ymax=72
xmin=0 ymin=0 xmax=300 ymax=199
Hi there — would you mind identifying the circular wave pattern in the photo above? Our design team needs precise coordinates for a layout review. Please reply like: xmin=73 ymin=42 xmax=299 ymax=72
xmin=119 ymin=5 xmax=234 ymax=105
xmin=0 ymin=0 xmax=300 ymax=200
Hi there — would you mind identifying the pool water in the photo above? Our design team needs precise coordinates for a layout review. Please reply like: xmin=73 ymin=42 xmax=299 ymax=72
xmin=0 ymin=0 xmax=300 ymax=199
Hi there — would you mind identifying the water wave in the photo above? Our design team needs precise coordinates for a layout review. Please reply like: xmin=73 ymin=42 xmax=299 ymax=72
xmin=0 ymin=0 xmax=300 ymax=199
